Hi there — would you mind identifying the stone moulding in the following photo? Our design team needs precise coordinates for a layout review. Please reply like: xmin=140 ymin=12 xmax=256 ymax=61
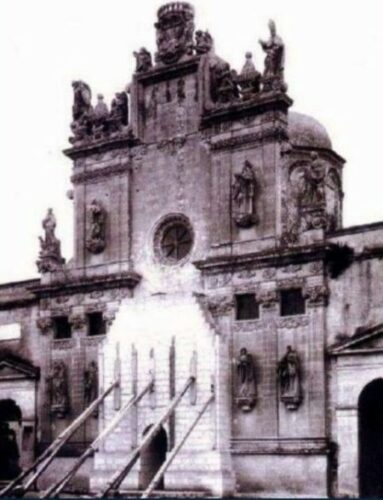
xmin=71 ymin=164 xmax=130 ymax=185
xmin=29 ymin=271 xmax=142 ymax=299
xmin=64 ymin=135 xmax=139 ymax=161
xmin=210 ymin=126 xmax=287 ymax=152
xmin=230 ymin=438 xmax=328 ymax=455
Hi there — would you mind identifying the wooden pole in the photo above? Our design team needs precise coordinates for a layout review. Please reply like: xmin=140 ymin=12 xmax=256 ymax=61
xmin=0 ymin=379 xmax=119 ymax=498
xmin=101 ymin=376 xmax=195 ymax=498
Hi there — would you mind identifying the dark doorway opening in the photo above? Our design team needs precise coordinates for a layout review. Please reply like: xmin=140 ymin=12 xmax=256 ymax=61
xmin=0 ymin=399 xmax=22 ymax=480
xmin=359 ymin=378 xmax=383 ymax=497
xmin=138 ymin=425 xmax=167 ymax=491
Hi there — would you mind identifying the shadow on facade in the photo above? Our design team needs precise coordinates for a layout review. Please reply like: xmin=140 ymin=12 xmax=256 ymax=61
xmin=0 ymin=399 xmax=22 ymax=481
xmin=138 ymin=424 xmax=168 ymax=491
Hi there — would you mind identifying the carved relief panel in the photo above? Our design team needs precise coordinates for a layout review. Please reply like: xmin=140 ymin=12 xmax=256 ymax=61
xmin=281 ymin=154 xmax=342 ymax=245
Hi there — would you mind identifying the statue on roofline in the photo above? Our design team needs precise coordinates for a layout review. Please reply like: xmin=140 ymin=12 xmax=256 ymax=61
xmin=259 ymin=20 xmax=287 ymax=92
xmin=36 ymin=208 xmax=65 ymax=274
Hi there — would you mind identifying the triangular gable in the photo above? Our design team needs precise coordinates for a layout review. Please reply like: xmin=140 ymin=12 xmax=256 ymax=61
xmin=330 ymin=323 xmax=383 ymax=355
xmin=0 ymin=353 xmax=39 ymax=380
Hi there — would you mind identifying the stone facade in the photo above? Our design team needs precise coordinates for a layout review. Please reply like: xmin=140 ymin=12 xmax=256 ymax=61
xmin=0 ymin=2 xmax=383 ymax=497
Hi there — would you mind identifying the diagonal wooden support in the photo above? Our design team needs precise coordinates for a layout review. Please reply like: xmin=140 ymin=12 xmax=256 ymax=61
xmin=101 ymin=376 xmax=195 ymax=498
xmin=41 ymin=379 xmax=154 ymax=499
xmin=142 ymin=392 xmax=215 ymax=498
xmin=0 ymin=379 xmax=119 ymax=498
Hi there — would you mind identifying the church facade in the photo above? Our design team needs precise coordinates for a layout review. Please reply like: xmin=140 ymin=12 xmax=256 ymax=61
xmin=1 ymin=2 xmax=383 ymax=497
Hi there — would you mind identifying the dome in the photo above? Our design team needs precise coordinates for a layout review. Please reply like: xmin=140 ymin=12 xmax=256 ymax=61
xmin=288 ymin=111 xmax=332 ymax=150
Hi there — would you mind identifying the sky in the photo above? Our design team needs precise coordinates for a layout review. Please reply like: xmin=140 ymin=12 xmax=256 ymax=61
xmin=0 ymin=0 xmax=382 ymax=283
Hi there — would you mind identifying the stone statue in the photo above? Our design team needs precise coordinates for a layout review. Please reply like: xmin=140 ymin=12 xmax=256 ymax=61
xmin=36 ymin=209 xmax=65 ymax=273
xmin=210 ymin=58 xmax=239 ymax=105
xmin=84 ymin=361 xmax=99 ymax=416
xmin=86 ymin=200 xmax=107 ymax=254
xmin=47 ymin=360 xmax=69 ymax=418
xmin=70 ymin=80 xmax=93 ymax=141
xmin=109 ymin=91 xmax=129 ymax=131
xmin=277 ymin=346 xmax=302 ymax=410
xmin=259 ymin=20 xmax=286 ymax=92
xmin=237 ymin=52 xmax=261 ymax=100
xmin=134 ymin=47 xmax=153 ymax=73
xmin=155 ymin=2 xmax=195 ymax=65
xmin=300 ymin=153 xmax=326 ymax=207
xmin=232 ymin=161 xmax=258 ymax=228
xmin=92 ymin=94 xmax=109 ymax=135
xmin=195 ymin=30 xmax=213 ymax=54
xmin=235 ymin=347 xmax=257 ymax=412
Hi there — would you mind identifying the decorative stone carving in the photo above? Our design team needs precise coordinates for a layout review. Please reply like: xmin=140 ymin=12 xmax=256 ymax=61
xmin=109 ymin=91 xmax=129 ymax=132
xmin=277 ymin=317 xmax=309 ymax=328
xmin=277 ymin=346 xmax=302 ymax=410
xmin=236 ymin=52 xmax=261 ymax=100
xmin=70 ymin=80 xmax=93 ymax=142
xmin=84 ymin=361 xmax=98 ymax=415
xmin=36 ymin=209 xmax=65 ymax=273
xmin=195 ymin=30 xmax=213 ymax=54
xmin=207 ymin=295 xmax=234 ymax=317
xmin=37 ymin=317 xmax=53 ymax=335
xmin=232 ymin=161 xmax=258 ymax=228
xmin=133 ymin=47 xmax=153 ymax=73
xmin=103 ymin=310 xmax=116 ymax=328
xmin=69 ymin=314 xmax=86 ymax=330
xmin=47 ymin=360 xmax=69 ymax=418
xmin=262 ymin=268 xmax=276 ymax=280
xmin=259 ymin=20 xmax=287 ymax=92
xmin=86 ymin=200 xmax=107 ymax=254
xmin=93 ymin=94 xmax=109 ymax=135
xmin=210 ymin=58 xmax=239 ymax=105
xmin=304 ymin=285 xmax=329 ymax=307
xmin=259 ymin=290 xmax=278 ymax=309
xmin=154 ymin=2 xmax=195 ymax=65
xmin=235 ymin=347 xmax=257 ymax=412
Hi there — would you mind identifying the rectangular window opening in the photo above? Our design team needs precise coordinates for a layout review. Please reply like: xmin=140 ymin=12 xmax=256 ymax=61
xmin=87 ymin=312 xmax=106 ymax=337
xmin=280 ymin=288 xmax=305 ymax=317
xmin=235 ymin=293 xmax=259 ymax=321
xmin=53 ymin=316 xmax=72 ymax=339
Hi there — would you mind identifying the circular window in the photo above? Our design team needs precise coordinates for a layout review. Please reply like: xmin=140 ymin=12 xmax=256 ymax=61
xmin=154 ymin=215 xmax=194 ymax=265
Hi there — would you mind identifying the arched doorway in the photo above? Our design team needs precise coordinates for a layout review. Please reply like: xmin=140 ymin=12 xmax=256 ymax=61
xmin=0 ymin=399 xmax=22 ymax=480
xmin=138 ymin=425 xmax=168 ymax=490
xmin=359 ymin=378 xmax=383 ymax=497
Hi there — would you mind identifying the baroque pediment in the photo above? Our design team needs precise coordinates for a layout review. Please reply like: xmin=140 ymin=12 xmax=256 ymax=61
xmin=330 ymin=323 xmax=383 ymax=355
xmin=0 ymin=352 xmax=40 ymax=380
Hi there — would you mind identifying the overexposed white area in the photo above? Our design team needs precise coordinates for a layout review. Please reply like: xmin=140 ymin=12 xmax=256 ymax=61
xmin=0 ymin=323 xmax=21 ymax=341
xmin=0 ymin=0 xmax=382 ymax=283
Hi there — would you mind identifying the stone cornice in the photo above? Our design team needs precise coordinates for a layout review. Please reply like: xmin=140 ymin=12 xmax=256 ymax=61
xmin=209 ymin=125 xmax=288 ymax=152
xmin=194 ymin=243 xmax=331 ymax=274
xmin=135 ymin=57 xmax=200 ymax=85
xmin=29 ymin=271 xmax=141 ymax=298
xmin=201 ymin=91 xmax=293 ymax=129
xmin=71 ymin=163 xmax=130 ymax=185
xmin=64 ymin=135 xmax=139 ymax=161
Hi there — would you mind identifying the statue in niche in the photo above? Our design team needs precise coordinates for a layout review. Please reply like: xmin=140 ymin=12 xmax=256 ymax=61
xmin=277 ymin=346 xmax=302 ymax=410
xmin=237 ymin=52 xmax=261 ymax=100
xmin=133 ymin=47 xmax=153 ymax=73
xmin=37 ymin=208 xmax=65 ymax=273
xmin=47 ymin=360 xmax=69 ymax=418
xmin=86 ymin=200 xmax=107 ymax=254
xmin=235 ymin=347 xmax=257 ymax=412
xmin=109 ymin=91 xmax=129 ymax=131
xmin=70 ymin=80 xmax=93 ymax=142
xmin=259 ymin=20 xmax=286 ymax=92
xmin=154 ymin=3 xmax=195 ymax=65
xmin=232 ymin=160 xmax=259 ymax=228
xmin=84 ymin=361 xmax=99 ymax=417
xmin=177 ymin=78 xmax=186 ymax=101
xmin=195 ymin=30 xmax=213 ymax=54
